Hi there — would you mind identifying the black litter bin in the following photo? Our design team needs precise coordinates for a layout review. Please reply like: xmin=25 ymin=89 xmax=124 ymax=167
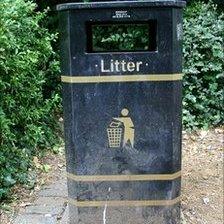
xmin=57 ymin=1 xmax=186 ymax=223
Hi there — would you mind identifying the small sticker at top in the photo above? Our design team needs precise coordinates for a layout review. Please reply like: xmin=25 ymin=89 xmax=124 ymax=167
xmin=112 ymin=11 xmax=131 ymax=19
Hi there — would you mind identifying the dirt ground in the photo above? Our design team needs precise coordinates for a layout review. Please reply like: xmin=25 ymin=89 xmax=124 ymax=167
xmin=181 ymin=128 xmax=223 ymax=224
xmin=0 ymin=128 xmax=223 ymax=224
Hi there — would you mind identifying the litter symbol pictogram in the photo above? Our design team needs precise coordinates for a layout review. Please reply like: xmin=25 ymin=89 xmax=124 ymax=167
xmin=107 ymin=108 xmax=135 ymax=148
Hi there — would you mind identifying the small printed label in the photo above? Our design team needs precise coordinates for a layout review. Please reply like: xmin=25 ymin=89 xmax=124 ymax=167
xmin=112 ymin=11 xmax=131 ymax=19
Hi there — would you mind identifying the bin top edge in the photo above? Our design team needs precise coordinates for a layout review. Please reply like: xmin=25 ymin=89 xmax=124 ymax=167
xmin=57 ymin=1 xmax=186 ymax=11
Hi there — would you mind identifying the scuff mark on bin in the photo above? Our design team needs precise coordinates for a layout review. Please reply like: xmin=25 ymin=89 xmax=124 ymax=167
xmin=103 ymin=203 xmax=107 ymax=224
xmin=103 ymin=187 xmax=111 ymax=224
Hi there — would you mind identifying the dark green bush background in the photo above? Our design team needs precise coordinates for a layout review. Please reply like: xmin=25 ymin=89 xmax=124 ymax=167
xmin=0 ymin=0 xmax=61 ymax=201
xmin=183 ymin=2 xmax=223 ymax=129
xmin=0 ymin=0 xmax=223 ymax=202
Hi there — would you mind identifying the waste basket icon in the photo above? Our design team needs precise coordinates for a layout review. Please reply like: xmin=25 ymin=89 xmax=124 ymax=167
xmin=107 ymin=108 xmax=135 ymax=148
xmin=107 ymin=122 xmax=123 ymax=148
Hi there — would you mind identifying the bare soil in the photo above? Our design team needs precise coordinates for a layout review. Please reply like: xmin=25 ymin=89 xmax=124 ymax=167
xmin=181 ymin=128 xmax=223 ymax=224
xmin=0 ymin=128 xmax=223 ymax=224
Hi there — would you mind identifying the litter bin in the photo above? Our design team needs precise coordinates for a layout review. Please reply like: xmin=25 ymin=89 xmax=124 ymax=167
xmin=57 ymin=1 xmax=186 ymax=223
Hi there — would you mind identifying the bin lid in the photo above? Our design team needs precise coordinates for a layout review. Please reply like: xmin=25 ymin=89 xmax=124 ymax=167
xmin=57 ymin=0 xmax=186 ymax=11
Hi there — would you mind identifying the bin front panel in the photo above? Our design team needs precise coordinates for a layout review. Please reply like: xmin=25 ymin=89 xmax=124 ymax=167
xmin=59 ymin=2 xmax=184 ymax=224
xmin=63 ymin=81 xmax=182 ymax=175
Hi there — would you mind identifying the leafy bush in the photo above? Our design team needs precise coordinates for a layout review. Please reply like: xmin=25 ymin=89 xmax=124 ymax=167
xmin=92 ymin=24 xmax=150 ymax=51
xmin=187 ymin=0 xmax=224 ymax=8
xmin=183 ymin=1 xmax=224 ymax=129
xmin=0 ymin=0 xmax=61 ymax=200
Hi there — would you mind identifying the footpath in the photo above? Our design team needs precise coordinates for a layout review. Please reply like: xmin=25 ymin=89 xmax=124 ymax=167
xmin=13 ymin=169 xmax=69 ymax=224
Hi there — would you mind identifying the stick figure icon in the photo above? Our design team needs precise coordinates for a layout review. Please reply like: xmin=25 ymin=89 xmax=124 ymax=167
xmin=107 ymin=108 xmax=135 ymax=148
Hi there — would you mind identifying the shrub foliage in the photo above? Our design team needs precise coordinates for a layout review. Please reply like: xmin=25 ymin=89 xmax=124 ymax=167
xmin=183 ymin=1 xmax=224 ymax=129
xmin=0 ymin=0 xmax=60 ymax=200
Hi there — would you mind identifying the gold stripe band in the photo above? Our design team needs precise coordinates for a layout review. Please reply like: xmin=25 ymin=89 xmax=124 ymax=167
xmin=68 ymin=196 xmax=181 ymax=207
xmin=61 ymin=74 xmax=183 ymax=83
xmin=67 ymin=171 xmax=181 ymax=182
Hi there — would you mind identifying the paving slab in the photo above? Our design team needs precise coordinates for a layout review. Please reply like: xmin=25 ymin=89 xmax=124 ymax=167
xmin=13 ymin=214 xmax=58 ymax=224
xmin=13 ymin=174 xmax=68 ymax=224
xmin=25 ymin=205 xmax=63 ymax=216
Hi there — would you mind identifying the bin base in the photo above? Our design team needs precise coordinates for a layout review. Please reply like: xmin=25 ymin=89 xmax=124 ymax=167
xmin=68 ymin=203 xmax=181 ymax=224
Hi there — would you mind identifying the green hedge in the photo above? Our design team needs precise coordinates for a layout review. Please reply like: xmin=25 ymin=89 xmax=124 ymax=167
xmin=183 ymin=1 xmax=224 ymax=129
xmin=0 ymin=0 xmax=61 ymax=200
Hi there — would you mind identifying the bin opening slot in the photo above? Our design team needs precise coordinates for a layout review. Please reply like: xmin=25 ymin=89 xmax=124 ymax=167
xmin=86 ymin=21 xmax=157 ymax=53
